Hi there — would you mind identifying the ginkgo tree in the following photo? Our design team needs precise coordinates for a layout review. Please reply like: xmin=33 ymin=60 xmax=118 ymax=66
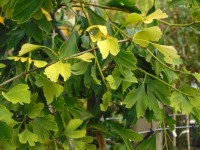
xmin=0 ymin=0 xmax=200 ymax=149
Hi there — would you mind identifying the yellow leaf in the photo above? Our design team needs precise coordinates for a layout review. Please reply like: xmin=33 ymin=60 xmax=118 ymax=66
xmin=152 ymin=43 xmax=182 ymax=65
xmin=0 ymin=16 xmax=5 ymax=25
xmin=33 ymin=60 xmax=47 ymax=68
xmin=86 ymin=25 xmax=107 ymax=42
xmin=41 ymin=8 xmax=52 ymax=21
xmin=133 ymin=26 xmax=162 ymax=47
xmin=144 ymin=9 xmax=168 ymax=24
xmin=44 ymin=61 xmax=71 ymax=82
xmin=97 ymin=37 xmax=120 ymax=59
xmin=74 ymin=53 xmax=95 ymax=62
xmin=58 ymin=26 xmax=69 ymax=36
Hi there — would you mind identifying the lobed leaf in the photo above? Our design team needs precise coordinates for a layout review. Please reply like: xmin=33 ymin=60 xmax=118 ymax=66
xmin=86 ymin=25 xmax=107 ymax=42
xmin=44 ymin=61 xmax=71 ymax=82
xmin=18 ymin=129 xmax=38 ymax=146
xmin=2 ymin=84 xmax=31 ymax=104
xmin=97 ymin=37 xmax=120 ymax=59
xmin=144 ymin=9 xmax=168 ymax=24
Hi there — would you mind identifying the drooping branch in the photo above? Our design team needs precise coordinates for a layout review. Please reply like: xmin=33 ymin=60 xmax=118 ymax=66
xmin=0 ymin=38 xmax=131 ymax=87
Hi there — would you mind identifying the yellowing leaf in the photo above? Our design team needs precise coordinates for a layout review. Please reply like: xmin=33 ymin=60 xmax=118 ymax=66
xmin=133 ymin=26 xmax=162 ymax=47
xmin=97 ymin=37 xmax=120 ymax=59
xmin=33 ymin=60 xmax=47 ymax=68
xmin=44 ymin=61 xmax=71 ymax=82
xmin=58 ymin=26 xmax=69 ymax=36
xmin=123 ymin=13 xmax=143 ymax=26
xmin=144 ymin=9 xmax=168 ymax=24
xmin=0 ymin=105 xmax=16 ymax=127
xmin=106 ymin=75 xmax=117 ymax=90
xmin=86 ymin=25 xmax=107 ymax=42
xmin=2 ymin=84 xmax=31 ymax=104
xmin=41 ymin=8 xmax=52 ymax=21
xmin=74 ymin=53 xmax=95 ymax=62
xmin=19 ymin=43 xmax=58 ymax=61
xmin=0 ymin=16 xmax=5 ymax=25
xmin=18 ymin=129 xmax=38 ymax=146
xmin=152 ymin=43 xmax=182 ymax=65
xmin=8 ymin=57 xmax=47 ymax=68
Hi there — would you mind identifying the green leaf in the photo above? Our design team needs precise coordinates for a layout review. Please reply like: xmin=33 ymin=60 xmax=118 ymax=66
xmin=170 ymin=92 xmax=193 ymax=114
xmin=123 ymin=13 xmax=143 ymax=26
xmin=144 ymin=9 xmax=168 ymax=24
xmin=179 ymin=81 xmax=199 ymax=97
xmin=44 ymin=61 xmax=71 ymax=82
xmin=146 ymin=79 xmax=170 ymax=105
xmin=19 ymin=43 xmax=58 ymax=61
xmin=133 ymin=26 xmax=162 ymax=47
xmin=65 ymin=119 xmax=86 ymax=139
xmin=0 ymin=122 xmax=14 ymax=149
xmin=100 ymin=91 xmax=112 ymax=111
xmin=147 ymin=86 xmax=163 ymax=120
xmin=136 ymin=135 xmax=156 ymax=150
xmin=152 ymin=43 xmax=182 ymax=65
xmin=85 ymin=7 xmax=106 ymax=25
xmin=74 ymin=53 xmax=95 ymax=62
xmin=123 ymin=84 xmax=148 ymax=118
xmin=24 ymin=103 xmax=44 ymax=119
xmin=59 ymin=31 xmax=79 ymax=60
xmin=2 ymin=84 xmax=31 ymax=104
xmin=193 ymin=72 xmax=200 ymax=83
xmin=113 ymin=51 xmax=137 ymax=71
xmin=72 ymin=61 xmax=88 ymax=75
xmin=97 ymin=37 xmax=120 ymax=59
xmin=18 ymin=128 xmax=38 ymax=146
xmin=91 ymin=64 xmax=101 ymax=85
xmin=33 ymin=115 xmax=58 ymax=143
xmin=35 ymin=75 xmax=63 ymax=104
xmin=0 ymin=105 xmax=16 ymax=127
xmin=12 ymin=0 xmax=43 ymax=24
xmin=114 ymin=129 xmax=143 ymax=142
xmin=86 ymin=25 xmax=108 ymax=42
xmin=106 ymin=75 xmax=118 ymax=90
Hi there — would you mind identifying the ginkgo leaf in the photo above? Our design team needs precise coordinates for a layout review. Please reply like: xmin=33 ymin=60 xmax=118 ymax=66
xmin=44 ymin=61 xmax=71 ymax=82
xmin=133 ymin=26 xmax=162 ymax=47
xmin=152 ymin=43 xmax=182 ymax=65
xmin=35 ymin=75 xmax=63 ymax=104
xmin=18 ymin=129 xmax=38 ymax=146
xmin=2 ymin=84 xmax=31 ymax=104
xmin=0 ymin=105 xmax=16 ymax=127
xmin=144 ymin=9 xmax=168 ymax=24
xmin=97 ymin=37 xmax=120 ymax=59
xmin=41 ymin=8 xmax=52 ymax=21
xmin=86 ymin=25 xmax=107 ymax=42
xmin=170 ymin=92 xmax=193 ymax=114
xmin=33 ymin=60 xmax=47 ymax=68
xmin=74 ymin=53 xmax=95 ymax=62
xmin=193 ymin=72 xmax=200 ymax=83
xmin=0 ymin=16 xmax=5 ymax=25
xmin=100 ymin=91 xmax=112 ymax=111
xmin=19 ymin=43 xmax=58 ymax=61
xmin=123 ymin=13 xmax=143 ymax=26
xmin=8 ymin=57 xmax=47 ymax=68
xmin=65 ymin=119 xmax=86 ymax=139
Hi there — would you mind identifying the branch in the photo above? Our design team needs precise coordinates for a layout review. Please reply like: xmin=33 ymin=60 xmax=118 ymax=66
xmin=70 ymin=0 xmax=130 ymax=13
xmin=158 ymin=20 xmax=198 ymax=27
xmin=0 ymin=38 xmax=130 ymax=87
